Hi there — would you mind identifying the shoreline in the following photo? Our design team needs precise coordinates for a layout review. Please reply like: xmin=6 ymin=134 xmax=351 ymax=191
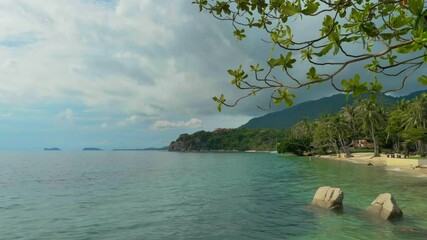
xmin=315 ymin=153 xmax=427 ymax=177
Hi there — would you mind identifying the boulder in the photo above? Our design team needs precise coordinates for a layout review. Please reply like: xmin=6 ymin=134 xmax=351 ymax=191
xmin=366 ymin=193 xmax=403 ymax=220
xmin=312 ymin=186 xmax=344 ymax=210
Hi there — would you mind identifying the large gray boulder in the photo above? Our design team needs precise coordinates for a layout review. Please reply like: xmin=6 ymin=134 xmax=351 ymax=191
xmin=366 ymin=193 xmax=403 ymax=220
xmin=311 ymin=186 xmax=344 ymax=210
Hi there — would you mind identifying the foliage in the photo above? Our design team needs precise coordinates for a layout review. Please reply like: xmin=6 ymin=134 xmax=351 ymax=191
xmin=279 ymin=93 xmax=427 ymax=156
xmin=278 ymin=118 xmax=314 ymax=155
xmin=168 ymin=128 xmax=287 ymax=151
xmin=193 ymin=0 xmax=427 ymax=110
xmin=169 ymin=93 xmax=427 ymax=157
xmin=355 ymin=99 xmax=386 ymax=156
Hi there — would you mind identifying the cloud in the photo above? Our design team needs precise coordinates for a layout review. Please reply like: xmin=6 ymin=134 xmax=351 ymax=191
xmin=117 ymin=114 xmax=143 ymax=126
xmin=56 ymin=108 xmax=75 ymax=121
xmin=0 ymin=0 xmax=424 ymax=150
xmin=0 ymin=0 xmax=262 ymax=119
xmin=151 ymin=118 xmax=204 ymax=129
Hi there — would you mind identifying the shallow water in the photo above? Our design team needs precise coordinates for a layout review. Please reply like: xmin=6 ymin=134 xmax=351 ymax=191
xmin=1 ymin=151 xmax=426 ymax=239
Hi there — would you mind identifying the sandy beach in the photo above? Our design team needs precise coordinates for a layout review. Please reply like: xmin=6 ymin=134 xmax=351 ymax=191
xmin=316 ymin=152 xmax=427 ymax=176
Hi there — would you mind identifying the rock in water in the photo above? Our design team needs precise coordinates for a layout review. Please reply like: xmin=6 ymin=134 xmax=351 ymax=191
xmin=311 ymin=186 xmax=344 ymax=210
xmin=366 ymin=193 xmax=403 ymax=220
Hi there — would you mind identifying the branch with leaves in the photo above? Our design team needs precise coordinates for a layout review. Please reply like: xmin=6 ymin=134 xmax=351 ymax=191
xmin=193 ymin=0 xmax=427 ymax=110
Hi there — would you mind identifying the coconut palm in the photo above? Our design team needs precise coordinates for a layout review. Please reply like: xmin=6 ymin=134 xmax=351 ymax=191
xmin=386 ymin=107 xmax=406 ymax=153
xmin=356 ymin=99 xmax=386 ymax=157
xmin=328 ymin=114 xmax=353 ymax=157
xmin=341 ymin=104 xmax=359 ymax=139
xmin=312 ymin=115 xmax=339 ymax=154
xmin=402 ymin=94 xmax=427 ymax=156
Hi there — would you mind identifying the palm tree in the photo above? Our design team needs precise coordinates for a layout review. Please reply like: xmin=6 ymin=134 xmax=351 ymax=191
xmin=356 ymin=99 xmax=386 ymax=157
xmin=312 ymin=115 xmax=339 ymax=154
xmin=386 ymin=107 xmax=405 ymax=153
xmin=341 ymin=104 xmax=359 ymax=139
xmin=330 ymin=114 xmax=354 ymax=157
xmin=402 ymin=94 xmax=427 ymax=156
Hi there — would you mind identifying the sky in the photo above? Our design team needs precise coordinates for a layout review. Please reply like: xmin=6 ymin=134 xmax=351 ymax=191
xmin=0 ymin=0 xmax=425 ymax=150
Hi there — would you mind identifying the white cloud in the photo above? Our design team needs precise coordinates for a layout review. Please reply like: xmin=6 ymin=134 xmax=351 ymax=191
xmin=151 ymin=118 xmax=203 ymax=129
xmin=117 ymin=114 xmax=143 ymax=126
xmin=56 ymin=108 xmax=74 ymax=121
xmin=0 ymin=0 xmax=256 ymax=118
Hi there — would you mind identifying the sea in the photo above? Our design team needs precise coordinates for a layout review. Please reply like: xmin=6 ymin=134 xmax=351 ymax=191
xmin=1 ymin=151 xmax=427 ymax=240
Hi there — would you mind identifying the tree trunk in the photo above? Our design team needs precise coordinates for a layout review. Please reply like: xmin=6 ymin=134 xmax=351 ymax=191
xmin=331 ymin=140 xmax=339 ymax=155
xmin=418 ymin=140 xmax=426 ymax=157
xmin=370 ymin=121 xmax=380 ymax=157
xmin=338 ymin=134 xmax=352 ymax=158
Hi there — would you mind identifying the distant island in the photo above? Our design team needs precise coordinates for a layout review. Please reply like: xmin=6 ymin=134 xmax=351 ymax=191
xmin=44 ymin=147 xmax=61 ymax=151
xmin=83 ymin=148 xmax=103 ymax=151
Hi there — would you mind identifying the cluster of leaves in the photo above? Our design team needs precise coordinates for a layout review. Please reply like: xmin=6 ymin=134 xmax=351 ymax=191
xmin=278 ymin=93 xmax=427 ymax=156
xmin=169 ymin=128 xmax=288 ymax=151
xmin=193 ymin=0 xmax=427 ymax=111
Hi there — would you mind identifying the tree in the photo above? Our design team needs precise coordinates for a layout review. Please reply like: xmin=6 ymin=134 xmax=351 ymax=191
xmin=278 ymin=118 xmax=313 ymax=155
xmin=194 ymin=0 xmax=427 ymax=110
xmin=356 ymin=99 xmax=386 ymax=156
xmin=386 ymin=107 xmax=406 ymax=153
xmin=312 ymin=115 xmax=340 ymax=154
xmin=402 ymin=93 xmax=427 ymax=156
xmin=341 ymin=104 xmax=360 ymax=139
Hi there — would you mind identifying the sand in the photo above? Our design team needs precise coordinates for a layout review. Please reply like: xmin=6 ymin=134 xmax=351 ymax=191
xmin=316 ymin=152 xmax=427 ymax=176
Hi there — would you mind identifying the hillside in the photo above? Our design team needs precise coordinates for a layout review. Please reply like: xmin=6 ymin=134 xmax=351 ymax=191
xmin=168 ymin=128 xmax=287 ymax=152
xmin=240 ymin=91 xmax=426 ymax=130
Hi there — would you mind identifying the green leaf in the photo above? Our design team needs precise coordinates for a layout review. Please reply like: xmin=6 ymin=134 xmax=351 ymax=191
xmin=380 ymin=33 xmax=394 ymax=40
xmin=306 ymin=67 xmax=321 ymax=81
xmin=301 ymin=0 xmax=319 ymax=15
xmin=217 ymin=104 xmax=222 ymax=112
xmin=273 ymin=98 xmax=282 ymax=104
xmin=408 ymin=0 xmax=423 ymax=15
xmin=233 ymin=29 xmax=246 ymax=41
xmin=418 ymin=75 xmax=427 ymax=85
xmin=315 ymin=43 xmax=333 ymax=56
xmin=271 ymin=32 xmax=279 ymax=43
xmin=370 ymin=77 xmax=383 ymax=92
xmin=284 ymin=98 xmax=294 ymax=107
xmin=353 ymin=83 xmax=368 ymax=97
xmin=341 ymin=36 xmax=361 ymax=43
xmin=281 ymin=2 xmax=299 ymax=16
xmin=395 ymin=43 xmax=419 ymax=54
xmin=361 ymin=22 xmax=379 ymax=37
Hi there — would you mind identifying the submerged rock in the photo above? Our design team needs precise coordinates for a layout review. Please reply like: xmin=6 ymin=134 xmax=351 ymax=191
xmin=312 ymin=186 xmax=344 ymax=210
xmin=365 ymin=193 xmax=403 ymax=220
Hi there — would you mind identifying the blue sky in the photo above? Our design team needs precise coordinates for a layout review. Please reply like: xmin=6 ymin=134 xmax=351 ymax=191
xmin=0 ymin=0 xmax=425 ymax=150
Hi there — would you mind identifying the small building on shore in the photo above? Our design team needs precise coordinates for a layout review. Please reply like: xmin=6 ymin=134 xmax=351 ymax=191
xmin=352 ymin=139 xmax=374 ymax=149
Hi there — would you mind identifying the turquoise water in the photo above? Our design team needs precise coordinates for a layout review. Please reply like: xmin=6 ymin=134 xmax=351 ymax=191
xmin=1 ymin=151 xmax=427 ymax=239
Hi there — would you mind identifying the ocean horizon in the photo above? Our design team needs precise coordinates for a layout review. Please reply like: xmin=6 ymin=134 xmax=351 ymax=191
xmin=1 ymin=151 xmax=427 ymax=239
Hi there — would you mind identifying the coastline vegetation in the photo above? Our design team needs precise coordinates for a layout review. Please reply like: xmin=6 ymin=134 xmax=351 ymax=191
xmin=169 ymin=93 xmax=427 ymax=157
xmin=168 ymin=128 xmax=287 ymax=152
xmin=278 ymin=94 xmax=427 ymax=157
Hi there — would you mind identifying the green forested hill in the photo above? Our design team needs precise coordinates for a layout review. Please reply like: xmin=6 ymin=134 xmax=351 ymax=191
xmin=168 ymin=90 xmax=426 ymax=152
xmin=240 ymin=91 xmax=426 ymax=130
xmin=168 ymin=128 xmax=287 ymax=152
